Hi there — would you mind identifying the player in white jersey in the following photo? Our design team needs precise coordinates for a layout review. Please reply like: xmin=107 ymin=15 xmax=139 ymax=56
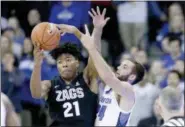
xmin=1 ymin=93 xmax=21 ymax=126
xmin=80 ymin=11 xmax=145 ymax=127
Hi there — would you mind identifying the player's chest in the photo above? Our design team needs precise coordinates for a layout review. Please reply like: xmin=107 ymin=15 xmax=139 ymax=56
xmin=53 ymin=84 xmax=85 ymax=102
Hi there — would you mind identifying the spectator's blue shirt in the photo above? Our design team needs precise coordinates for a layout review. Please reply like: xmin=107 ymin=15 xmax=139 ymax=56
xmin=49 ymin=2 xmax=90 ymax=45
xmin=156 ymin=23 xmax=184 ymax=50
xmin=161 ymin=52 xmax=184 ymax=70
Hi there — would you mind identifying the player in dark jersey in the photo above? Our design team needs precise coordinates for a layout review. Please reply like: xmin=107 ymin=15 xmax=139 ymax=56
xmin=30 ymin=7 xmax=109 ymax=127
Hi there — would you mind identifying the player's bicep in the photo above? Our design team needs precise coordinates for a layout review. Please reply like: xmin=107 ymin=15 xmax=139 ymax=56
xmin=41 ymin=80 xmax=51 ymax=99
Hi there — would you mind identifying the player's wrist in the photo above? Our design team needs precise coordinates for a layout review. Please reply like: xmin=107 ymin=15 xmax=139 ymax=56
xmin=34 ymin=62 xmax=42 ymax=68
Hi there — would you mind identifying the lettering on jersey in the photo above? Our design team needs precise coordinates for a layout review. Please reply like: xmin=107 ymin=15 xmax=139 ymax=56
xmin=56 ymin=88 xmax=84 ymax=102
xmin=100 ymin=97 xmax=112 ymax=104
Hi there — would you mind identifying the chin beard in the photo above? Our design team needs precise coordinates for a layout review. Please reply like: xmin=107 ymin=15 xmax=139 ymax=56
xmin=117 ymin=75 xmax=129 ymax=81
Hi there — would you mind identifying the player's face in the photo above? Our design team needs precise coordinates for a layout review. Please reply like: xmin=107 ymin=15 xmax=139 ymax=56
xmin=167 ymin=72 xmax=180 ymax=87
xmin=57 ymin=53 xmax=79 ymax=80
xmin=116 ymin=60 xmax=135 ymax=81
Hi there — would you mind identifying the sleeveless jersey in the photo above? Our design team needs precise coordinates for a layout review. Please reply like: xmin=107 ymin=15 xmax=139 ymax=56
xmin=46 ymin=73 xmax=98 ymax=127
xmin=95 ymin=85 xmax=133 ymax=126
xmin=1 ymin=98 xmax=6 ymax=126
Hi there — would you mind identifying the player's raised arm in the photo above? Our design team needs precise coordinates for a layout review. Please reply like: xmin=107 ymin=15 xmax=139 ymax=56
xmin=89 ymin=6 xmax=110 ymax=52
xmin=30 ymin=43 xmax=51 ymax=99
xmin=80 ymin=26 xmax=135 ymax=99
xmin=83 ymin=7 xmax=110 ymax=88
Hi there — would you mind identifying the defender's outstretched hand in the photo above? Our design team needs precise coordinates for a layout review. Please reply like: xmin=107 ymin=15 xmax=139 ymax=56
xmin=80 ymin=25 xmax=95 ymax=51
xmin=89 ymin=6 xmax=110 ymax=28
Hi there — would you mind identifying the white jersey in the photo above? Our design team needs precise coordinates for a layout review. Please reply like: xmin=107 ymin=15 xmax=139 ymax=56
xmin=1 ymin=98 xmax=6 ymax=126
xmin=95 ymin=85 xmax=133 ymax=126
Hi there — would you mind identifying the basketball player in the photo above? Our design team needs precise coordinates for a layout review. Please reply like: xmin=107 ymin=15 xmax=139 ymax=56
xmin=1 ymin=93 xmax=21 ymax=126
xmin=156 ymin=87 xmax=184 ymax=126
xmin=30 ymin=7 xmax=109 ymax=127
xmin=60 ymin=23 xmax=145 ymax=126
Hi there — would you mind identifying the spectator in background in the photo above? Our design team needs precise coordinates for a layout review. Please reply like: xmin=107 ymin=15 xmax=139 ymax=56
xmin=1 ymin=17 xmax=8 ymax=31
xmin=134 ymin=50 xmax=150 ymax=72
xmin=168 ymin=3 xmax=183 ymax=19
xmin=19 ymin=38 xmax=46 ymax=126
xmin=49 ymin=1 xmax=90 ymax=46
xmin=26 ymin=9 xmax=41 ymax=36
xmin=127 ymin=73 xmax=160 ymax=126
xmin=2 ymin=28 xmax=22 ymax=58
xmin=148 ymin=60 xmax=167 ymax=86
xmin=1 ymin=36 xmax=12 ymax=58
xmin=173 ymin=60 xmax=184 ymax=80
xmin=115 ymin=1 xmax=147 ymax=51
xmin=8 ymin=17 xmax=25 ymax=45
xmin=137 ymin=99 xmax=164 ymax=127
xmin=156 ymin=3 xmax=184 ymax=50
xmin=1 ymin=52 xmax=24 ymax=115
xmin=113 ymin=1 xmax=166 ymax=51
xmin=167 ymin=70 xmax=184 ymax=93
xmin=161 ymin=35 xmax=184 ymax=70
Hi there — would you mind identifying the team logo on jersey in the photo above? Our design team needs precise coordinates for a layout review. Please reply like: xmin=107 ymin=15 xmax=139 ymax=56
xmin=54 ymin=85 xmax=60 ymax=89
xmin=100 ymin=97 xmax=112 ymax=104
xmin=75 ymin=82 xmax=80 ymax=86
xmin=55 ymin=88 xmax=84 ymax=102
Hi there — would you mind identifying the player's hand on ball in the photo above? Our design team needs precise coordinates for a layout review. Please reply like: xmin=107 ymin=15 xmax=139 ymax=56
xmin=88 ymin=6 xmax=110 ymax=28
xmin=80 ymin=25 xmax=95 ymax=50
xmin=33 ymin=43 xmax=44 ymax=66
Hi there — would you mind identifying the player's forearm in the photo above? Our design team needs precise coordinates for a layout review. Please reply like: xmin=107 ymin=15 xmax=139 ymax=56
xmin=88 ymin=47 xmax=115 ymax=83
xmin=30 ymin=64 xmax=42 ymax=98
xmin=92 ymin=27 xmax=103 ymax=52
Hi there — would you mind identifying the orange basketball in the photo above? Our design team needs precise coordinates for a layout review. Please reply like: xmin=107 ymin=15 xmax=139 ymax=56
xmin=31 ymin=22 xmax=60 ymax=50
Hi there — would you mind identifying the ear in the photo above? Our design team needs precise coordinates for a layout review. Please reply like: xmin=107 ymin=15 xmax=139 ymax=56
xmin=75 ymin=60 xmax=80 ymax=68
xmin=128 ymin=74 xmax=136 ymax=82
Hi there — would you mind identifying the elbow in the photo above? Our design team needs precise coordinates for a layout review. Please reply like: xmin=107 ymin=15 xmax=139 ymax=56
xmin=30 ymin=85 xmax=41 ymax=99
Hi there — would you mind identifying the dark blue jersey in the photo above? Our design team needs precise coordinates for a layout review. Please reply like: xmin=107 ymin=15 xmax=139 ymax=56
xmin=46 ymin=73 xmax=98 ymax=127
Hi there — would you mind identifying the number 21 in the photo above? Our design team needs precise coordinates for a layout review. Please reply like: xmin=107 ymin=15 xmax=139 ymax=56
xmin=63 ymin=101 xmax=80 ymax=118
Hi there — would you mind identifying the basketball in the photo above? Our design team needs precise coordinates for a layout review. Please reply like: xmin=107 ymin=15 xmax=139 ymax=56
xmin=31 ymin=22 xmax=60 ymax=50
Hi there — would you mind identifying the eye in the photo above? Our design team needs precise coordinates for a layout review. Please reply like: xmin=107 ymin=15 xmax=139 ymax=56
xmin=58 ymin=60 xmax=62 ymax=64
xmin=66 ymin=58 xmax=72 ymax=62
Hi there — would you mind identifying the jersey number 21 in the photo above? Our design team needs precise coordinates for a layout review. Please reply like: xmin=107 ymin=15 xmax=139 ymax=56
xmin=63 ymin=101 xmax=80 ymax=118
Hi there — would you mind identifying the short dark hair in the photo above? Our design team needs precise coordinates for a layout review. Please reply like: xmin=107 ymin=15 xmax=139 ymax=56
xmin=169 ymin=70 xmax=182 ymax=80
xmin=50 ymin=42 xmax=81 ymax=60
xmin=129 ymin=59 xmax=145 ymax=84
xmin=168 ymin=34 xmax=182 ymax=46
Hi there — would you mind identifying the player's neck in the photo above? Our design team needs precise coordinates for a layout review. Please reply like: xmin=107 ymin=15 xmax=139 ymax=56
xmin=62 ymin=74 xmax=78 ymax=85
xmin=163 ymin=111 xmax=183 ymax=122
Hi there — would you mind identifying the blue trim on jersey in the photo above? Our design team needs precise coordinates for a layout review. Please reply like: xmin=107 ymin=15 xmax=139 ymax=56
xmin=116 ymin=112 xmax=130 ymax=127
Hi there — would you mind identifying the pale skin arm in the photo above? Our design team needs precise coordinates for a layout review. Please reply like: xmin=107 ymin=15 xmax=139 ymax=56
xmin=1 ymin=93 xmax=21 ymax=126
xmin=57 ymin=7 xmax=110 ymax=93
xmin=30 ymin=43 xmax=51 ymax=99
xmin=80 ymin=26 xmax=135 ymax=101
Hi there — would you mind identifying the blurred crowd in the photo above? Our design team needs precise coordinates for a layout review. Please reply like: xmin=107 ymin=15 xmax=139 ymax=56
xmin=1 ymin=1 xmax=184 ymax=126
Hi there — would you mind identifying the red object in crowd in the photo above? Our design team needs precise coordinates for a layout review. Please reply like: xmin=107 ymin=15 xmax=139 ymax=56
xmin=91 ymin=0 xmax=111 ymax=6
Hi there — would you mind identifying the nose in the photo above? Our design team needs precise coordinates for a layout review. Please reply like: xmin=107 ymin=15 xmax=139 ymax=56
xmin=62 ymin=61 xmax=68 ymax=68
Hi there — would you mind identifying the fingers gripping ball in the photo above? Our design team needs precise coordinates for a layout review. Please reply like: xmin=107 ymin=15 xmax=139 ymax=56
xmin=31 ymin=22 xmax=60 ymax=50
